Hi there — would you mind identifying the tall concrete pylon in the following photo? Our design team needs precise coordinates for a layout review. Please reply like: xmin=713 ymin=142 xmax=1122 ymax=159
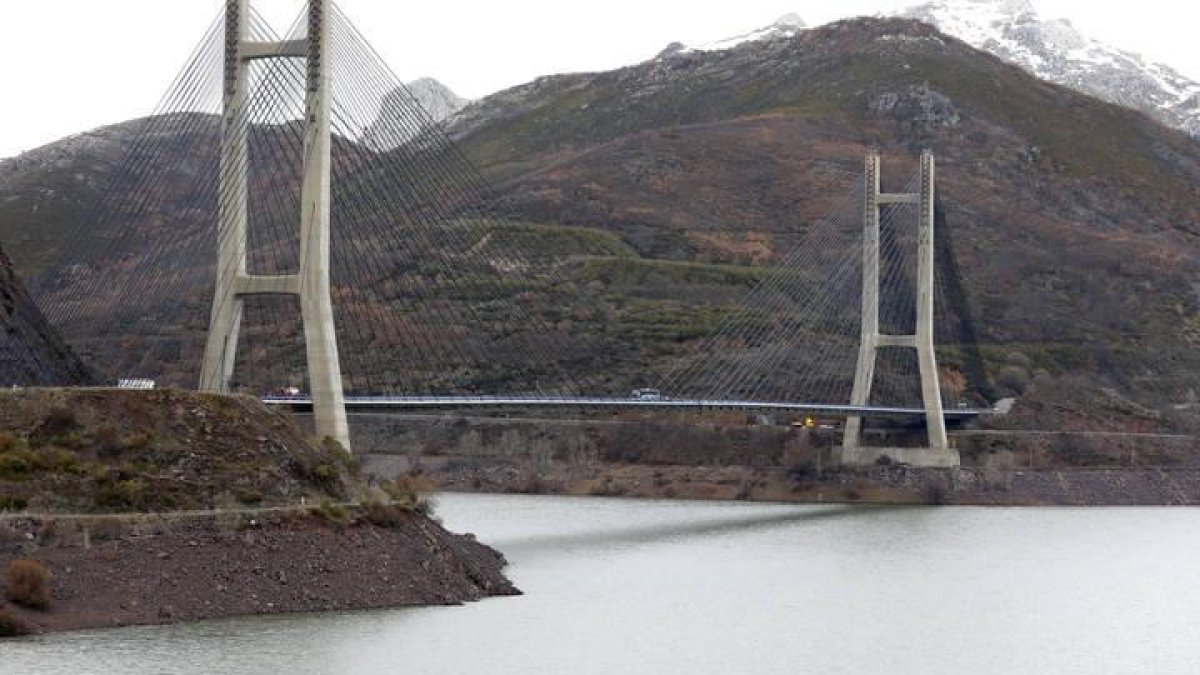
xmin=841 ymin=151 xmax=957 ymax=468
xmin=199 ymin=0 xmax=351 ymax=451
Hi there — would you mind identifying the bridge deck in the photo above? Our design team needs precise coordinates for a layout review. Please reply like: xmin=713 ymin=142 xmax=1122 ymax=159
xmin=262 ymin=396 xmax=989 ymax=419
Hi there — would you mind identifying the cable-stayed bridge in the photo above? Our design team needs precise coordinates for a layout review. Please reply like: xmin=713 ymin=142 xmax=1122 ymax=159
xmin=17 ymin=0 xmax=995 ymax=467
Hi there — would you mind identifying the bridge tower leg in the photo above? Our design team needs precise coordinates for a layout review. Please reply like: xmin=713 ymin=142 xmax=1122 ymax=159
xmin=841 ymin=151 xmax=956 ymax=468
xmin=843 ymin=153 xmax=881 ymax=454
xmin=199 ymin=0 xmax=351 ymax=452
xmin=199 ymin=0 xmax=250 ymax=400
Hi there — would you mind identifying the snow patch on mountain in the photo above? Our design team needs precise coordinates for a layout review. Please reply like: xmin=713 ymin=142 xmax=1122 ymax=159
xmin=665 ymin=0 xmax=1200 ymax=139
xmin=681 ymin=13 xmax=808 ymax=54
xmin=894 ymin=0 xmax=1200 ymax=137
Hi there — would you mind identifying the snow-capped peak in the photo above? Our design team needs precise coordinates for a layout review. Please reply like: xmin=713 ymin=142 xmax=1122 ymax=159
xmin=663 ymin=1 xmax=1200 ymax=138
xmin=679 ymin=13 xmax=808 ymax=54
xmin=891 ymin=0 xmax=1200 ymax=136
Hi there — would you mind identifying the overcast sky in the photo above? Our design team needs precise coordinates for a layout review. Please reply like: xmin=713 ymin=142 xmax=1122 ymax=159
xmin=0 ymin=0 xmax=1196 ymax=159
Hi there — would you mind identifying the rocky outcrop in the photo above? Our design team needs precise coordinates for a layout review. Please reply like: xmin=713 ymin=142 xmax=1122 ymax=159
xmin=363 ymin=78 xmax=469 ymax=148
xmin=404 ymin=77 xmax=469 ymax=123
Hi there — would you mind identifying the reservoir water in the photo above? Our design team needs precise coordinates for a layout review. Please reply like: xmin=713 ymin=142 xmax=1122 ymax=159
xmin=6 ymin=494 xmax=1200 ymax=674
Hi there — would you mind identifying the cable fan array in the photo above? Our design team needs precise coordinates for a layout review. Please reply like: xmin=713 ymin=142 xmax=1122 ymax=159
xmin=34 ymin=2 xmax=607 ymax=397
xmin=659 ymin=165 xmax=982 ymax=409
xmin=27 ymin=1 xmax=988 ymax=407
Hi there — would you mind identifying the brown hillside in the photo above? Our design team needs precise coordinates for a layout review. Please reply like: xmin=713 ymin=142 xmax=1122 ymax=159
xmin=0 ymin=18 xmax=1197 ymax=424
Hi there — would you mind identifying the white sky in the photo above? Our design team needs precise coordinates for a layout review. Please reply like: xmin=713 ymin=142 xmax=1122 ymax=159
xmin=0 ymin=0 xmax=1197 ymax=159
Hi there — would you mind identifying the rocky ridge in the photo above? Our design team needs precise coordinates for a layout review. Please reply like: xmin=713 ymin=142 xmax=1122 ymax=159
xmin=893 ymin=0 xmax=1200 ymax=138
xmin=404 ymin=77 xmax=469 ymax=123
xmin=669 ymin=1 xmax=1200 ymax=139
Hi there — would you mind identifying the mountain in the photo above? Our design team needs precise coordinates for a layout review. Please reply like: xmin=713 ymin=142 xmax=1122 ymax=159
xmin=362 ymin=78 xmax=469 ymax=148
xmin=1 ymin=17 xmax=1200 ymax=428
xmin=678 ymin=1 xmax=1200 ymax=139
xmin=448 ymin=17 xmax=1200 ymax=422
xmin=893 ymin=0 xmax=1200 ymax=139
xmin=403 ymin=77 xmax=469 ymax=123
xmin=662 ymin=13 xmax=808 ymax=57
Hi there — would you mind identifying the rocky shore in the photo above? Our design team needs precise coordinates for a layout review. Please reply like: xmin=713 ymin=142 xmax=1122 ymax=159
xmin=1 ymin=506 xmax=517 ymax=636
xmin=0 ymin=390 xmax=519 ymax=637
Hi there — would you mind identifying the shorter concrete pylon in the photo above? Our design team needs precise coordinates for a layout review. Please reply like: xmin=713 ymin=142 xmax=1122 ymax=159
xmin=840 ymin=151 xmax=957 ymax=468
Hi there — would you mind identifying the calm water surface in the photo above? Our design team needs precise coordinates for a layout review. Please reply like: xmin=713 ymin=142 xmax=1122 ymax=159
xmin=5 ymin=494 xmax=1200 ymax=674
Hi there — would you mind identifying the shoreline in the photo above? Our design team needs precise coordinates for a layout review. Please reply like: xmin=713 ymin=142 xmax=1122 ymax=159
xmin=1 ymin=506 xmax=518 ymax=637
xmin=366 ymin=454 xmax=1200 ymax=507
xmin=349 ymin=413 xmax=1200 ymax=507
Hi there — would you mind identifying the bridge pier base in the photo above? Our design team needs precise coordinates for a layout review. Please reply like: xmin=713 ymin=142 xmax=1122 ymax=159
xmin=837 ymin=445 xmax=960 ymax=469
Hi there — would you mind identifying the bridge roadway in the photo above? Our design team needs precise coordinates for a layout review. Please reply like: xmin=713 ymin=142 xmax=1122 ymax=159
xmin=262 ymin=395 xmax=989 ymax=420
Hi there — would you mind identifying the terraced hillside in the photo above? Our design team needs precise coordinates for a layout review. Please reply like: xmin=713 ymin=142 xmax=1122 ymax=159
xmin=0 ymin=17 xmax=1197 ymax=428
xmin=446 ymin=17 xmax=1200 ymax=424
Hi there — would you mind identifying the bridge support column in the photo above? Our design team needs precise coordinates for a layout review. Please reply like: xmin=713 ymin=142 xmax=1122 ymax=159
xmin=915 ymin=151 xmax=949 ymax=454
xmin=199 ymin=0 xmax=350 ymax=452
xmin=841 ymin=151 xmax=956 ymax=469
xmin=842 ymin=153 xmax=880 ymax=453
xmin=199 ymin=0 xmax=250 ymax=396
xmin=298 ymin=0 xmax=350 ymax=451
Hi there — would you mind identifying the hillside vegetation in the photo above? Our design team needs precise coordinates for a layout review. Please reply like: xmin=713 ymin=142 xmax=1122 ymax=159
xmin=0 ymin=389 xmax=357 ymax=514
xmin=0 ymin=18 xmax=1198 ymax=428
xmin=448 ymin=18 xmax=1200 ymax=422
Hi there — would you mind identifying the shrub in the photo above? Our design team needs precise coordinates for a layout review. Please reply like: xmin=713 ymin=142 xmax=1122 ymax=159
xmin=93 ymin=426 xmax=122 ymax=458
xmin=380 ymin=475 xmax=435 ymax=515
xmin=314 ymin=464 xmax=338 ymax=485
xmin=320 ymin=436 xmax=349 ymax=457
xmin=93 ymin=478 xmax=146 ymax=511
xmin=0 ymin=448 xmax=37 ymax=481
xmin=0 ymin=432 xmax=26 ymax=454
xmin=233 ymin=488 xmax=264 ymax=506
xmin=361 ymin=500 xmax=405 ymax=527
xmin=0 ymin=607 xmax=31 ymax=637
xmin=995 ymin=366 xmax=1031 ymax=395
xmin=0 ymin=495 xmax=28 ymax=512
xmin=311 ymin=500 xmax=351 ymax=524
xmin=121 ymin=433 xmax=152 ymax=452
xmin=32 ymin=447 xmax=79 ymax=473
xmin=5 ymin=560 xmax=52 ymax=610
xmin=40 ymin=407 xmax=77 ymax=436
